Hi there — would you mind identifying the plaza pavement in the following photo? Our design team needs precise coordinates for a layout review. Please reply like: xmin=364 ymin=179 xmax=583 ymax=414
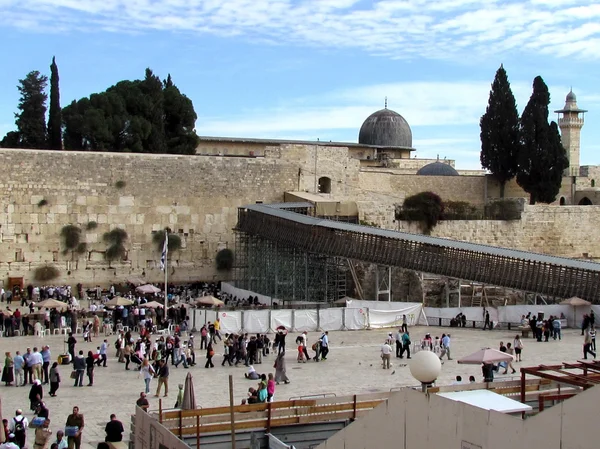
xmin=0 ymin=324 xmax=589 ymax=448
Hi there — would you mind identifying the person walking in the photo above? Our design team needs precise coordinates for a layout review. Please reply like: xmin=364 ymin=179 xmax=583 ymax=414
xmin=65 ymin=406 xmax=84 ymax=449
xmin=2 ymin=352 xmax=14 ymax=386
xmin=49 ymin=362 xmax=60 ymax=397
xmin=483 ymin=310 xmax=491 ymax=330
xmin=381 ymin=340 xmax=392 ymax=369
xmin=85 ymin=352 xmax=95 ymax=387
xmin=13 ymin=351 xmax=24 ymax=387
xmin=400 ymin=331 xmax=411 ymax=359
xmin=97 ymin=340 xmax=108 ymax=367
xmin=139 ymin=359 xmax=155 ymax=394
xmin=155 ymin=360 xmax=169 ymax=397
xmin=394 ymin=329 xmax=402 ymax=358
xmin=123 ymin=341 xmax=132 ymax=371
xmin=205 ymin=343 xmax=215 ymax=368
xmin=583 ymin=329 xmax=596 ymax=359
xmin=73 ymin=351 xmax=85 ymax=387
xmin=10 ymin=409 xmax=28 ymax=449
xmin=513 ymin=335 xmax=523 ymax=362
xmin=274 ymin=352 xmax=290 ymax=385
xmin=401 ymin=315 xmax=408 ymax=333
xmin=503 ymin=343 xmax=517 ymax=374
xmin=66 ymin=334 xmax=77 ymax=363
xmin=32 ymin=418 xmax=52 ymax=449
xmin=320 ymin=332 xmax=329 ymax=360
xmin=439 ymin=334 xmax=452 ymax=361
xmin=41 ymin=346 xmax=51 ymax=385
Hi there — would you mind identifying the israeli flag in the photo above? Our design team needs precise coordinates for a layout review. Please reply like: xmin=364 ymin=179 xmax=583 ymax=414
xmin=160 ymin=234 xmax=168 ymax=271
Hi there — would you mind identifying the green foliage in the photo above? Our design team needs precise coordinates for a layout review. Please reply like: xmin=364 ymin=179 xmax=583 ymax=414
xmin=517 ymin=76 xmax=570 ymax=204
xmin=76 ymin=242 xmax=87 ymax=254
xmin=62 ymin=68 xmax=199 ymax=154
xmin=397 ymin=192 xmax=444 ymax=234
xmin=60 ymin=224 xmax=81 ymax=251
xmin=115 ymin=180 xmax=126 ymax=189
xmin=484 ymin=199 xmax=523 ymax=220
xmin=1 ymin=71 xmax=48 ymax=149
xmin=34 ymin=265 xmax=60 ymax=282
xmin=86 ymin=221 xmax=98 ymax=230
xmin=152 ymin=229 xmax=182 ymax=252
xmin=37 ymin=199 xmax=48 ymax=207
xmin=216 ymin=248 xmax=234 ymax=271
xmin=480 ymin=65 xmax=521 ymax=197
xmin=48 ymin=56 xmax=62 ymax=150
xmin=442 ymin=201 xmax=481 ymax=220
xmin=103 ymin=228 xmax=128 ymax=262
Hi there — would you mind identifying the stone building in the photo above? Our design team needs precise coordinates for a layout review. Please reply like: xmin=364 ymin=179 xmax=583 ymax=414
xmin=0 ymin=90 xmax=597 ymax=287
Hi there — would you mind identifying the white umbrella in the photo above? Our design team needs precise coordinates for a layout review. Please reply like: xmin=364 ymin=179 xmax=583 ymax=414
xmin=195 ymin=296 xmax=224 ymax=307
xmin=136 ymin=284 xmax=161 ymax=294
xmin=458 ymin=348 xmax=514 ymax=365
xmin=140 ymin=301 xmax=164 ymax=309
xmin=105 ymin=296 xmax=134 ymax=307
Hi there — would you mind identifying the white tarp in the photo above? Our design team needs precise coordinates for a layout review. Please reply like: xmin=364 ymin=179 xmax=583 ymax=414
xmin=368 ymin=304 xmax=424 ymax=329
xmin=221 ymin=282 xmax=274 ymax=306
xmin=345 ymin=308 xmax=367 ymax=330
xmin=191 ymin=309 xmax=205 ymax=329
xmin=205 ymin=310 xmax=218 ymax=327
xmin=218 ymin=311 xmax=242 ymax=334
xmin=243 ymin=310 xmax=270 ymax=333
xmin=424 ymin=306 xmax=498 ymax=324
xmin=271 ymin=310 xmax=293 ymax=331
xmin=347 ymin=300 xmax=422 ymax=311
xmin=497 ymin=305 xmax=576 ymax=327
xmin=293 ymin=310 xmax=318 ymax=332
xmin=319 ymin=308 xmax=344 ymax=331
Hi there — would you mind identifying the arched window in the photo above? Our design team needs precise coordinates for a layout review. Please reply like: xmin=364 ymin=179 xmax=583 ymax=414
xmin=592 ymin=179 xmax=596 ymax=187
xmin=318 ymin=177 xmax=332 ymax=194
xmin=559 ymin=197 xmax=566 ymax=205
xmin=579 ymin=197 xmax=593 ymax=205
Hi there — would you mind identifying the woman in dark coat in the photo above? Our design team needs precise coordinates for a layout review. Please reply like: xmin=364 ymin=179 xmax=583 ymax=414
xmin=2 ymin=351 xmax=14 ymax=386
xmin=29 ymin=379 xmax=43 ymax=410
xmin=85 ymin=351 xmax=95 ymax=386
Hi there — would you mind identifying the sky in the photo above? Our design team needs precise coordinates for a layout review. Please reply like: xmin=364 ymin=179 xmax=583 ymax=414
xmin=0 ymin=0 xmax=599 ymax=170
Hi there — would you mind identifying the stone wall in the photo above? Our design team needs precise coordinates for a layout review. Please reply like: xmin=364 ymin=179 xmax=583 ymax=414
xmin=0 ymin=149 xmax=298 ymax=286
xmin=396 ymin=204 xmax=600 ymax=259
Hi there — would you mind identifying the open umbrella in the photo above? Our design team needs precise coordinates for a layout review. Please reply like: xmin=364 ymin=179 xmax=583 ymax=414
xmin=105 ymin=296 xmax=134 ymax=307
xmin=182 ymin=372 xmax=196 ymax=410
xmin=136 ymin=284 xmax=161 ymax=294
xmin=127 ymin=277 xmax=145 ymax=286
xmin=457 ymin=348 xmax=514 ymax=365
xmin=34 ymin=299 xmax=68 ymax=310
xmin=195 ymin=296 xmax=224 ymax=307
xmin=140 ymin=301 xmax=164 ymax=309
xmin=560 ymin=297 xmax=592 ymax=327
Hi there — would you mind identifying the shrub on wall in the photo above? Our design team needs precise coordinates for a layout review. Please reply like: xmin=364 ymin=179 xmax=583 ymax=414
xmin=60 ymin=225 xmax=81 ymax=254
xmin=37 ymin=199 xmax=48 ymax=207
xmin=115 ymin=180 xmax=126 ymax=189
xmin=76 ymin=242 xmax=87 ymax=254
xmin=442 ymin=201 xmax=482 ymax=220
xmin=396 ymin=192 xmax=443 ymax=235
xmin=484 ymin=198 xmax=523 ymax=220
xmin=152 ymin=228 xmax=182 ymax=252
xmin=86 ymin=221 xmax=98 ymax=230
xmin=34 ymin=265 xmax=60 ymax=282
xmin=103 ymin=228 xmax=128 ymax=262
xmin=216 ymin=248 xmax=234 ymax=271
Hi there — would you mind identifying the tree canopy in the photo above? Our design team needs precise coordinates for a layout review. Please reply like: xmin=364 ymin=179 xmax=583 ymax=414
xmin=62 ymin=68 xmax=199 ymax=154
xmin=0 ymin=71 xmax=48 ymax=148
xmin=517 ymin=76 xmax=569 ymax=204
xmin=47 ymin=56 xmax=62 ymax=150
xmin=480 ymin=64 xmax=520 ymax=197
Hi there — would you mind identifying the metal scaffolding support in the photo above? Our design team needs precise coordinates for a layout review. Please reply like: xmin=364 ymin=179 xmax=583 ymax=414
xmin=375 ymin=265 xmax=392 ymax=302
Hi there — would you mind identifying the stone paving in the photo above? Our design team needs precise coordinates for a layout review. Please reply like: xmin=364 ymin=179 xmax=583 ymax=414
xmin=0 ymin=324 xmax=589 ymax=448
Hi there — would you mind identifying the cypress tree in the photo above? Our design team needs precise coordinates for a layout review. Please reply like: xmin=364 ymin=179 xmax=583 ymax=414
xmin=48 ymin=56 xmax=62 ymax=150
xmin=480 ymin=64 xmax=520 ymax=197
xmin=517 ymin=76 xmax=569 ymax=204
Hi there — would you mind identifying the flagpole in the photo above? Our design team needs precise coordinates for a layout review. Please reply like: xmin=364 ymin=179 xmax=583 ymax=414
xmin=164 ymin=233 xmax=169 ymax=313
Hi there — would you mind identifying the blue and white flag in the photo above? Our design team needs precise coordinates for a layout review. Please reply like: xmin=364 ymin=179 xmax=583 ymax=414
xmin=160 ymin=234 xmax=168 ymax=271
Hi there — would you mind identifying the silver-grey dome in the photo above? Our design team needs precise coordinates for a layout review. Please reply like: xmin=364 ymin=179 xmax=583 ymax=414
xmin=358 ymin=108 xmax=412 ymax=148
xmin=416 ymin=161 xmax=459 ymax=176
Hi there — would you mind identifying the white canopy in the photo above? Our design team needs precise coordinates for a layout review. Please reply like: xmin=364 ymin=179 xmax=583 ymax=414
xmin=436 ymin=389 xmax=532 ymax=414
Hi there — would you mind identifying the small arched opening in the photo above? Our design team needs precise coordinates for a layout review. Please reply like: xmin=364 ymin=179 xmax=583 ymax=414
xmin=579 ymin=197 xmax=593 ymax=205
xmin=318 ymin=176 xmax=332 ymax=194
xmin=559 ymin=197 xmax=566 ymax=205
xmin=592 ymin=179 xmax=596 ymax=187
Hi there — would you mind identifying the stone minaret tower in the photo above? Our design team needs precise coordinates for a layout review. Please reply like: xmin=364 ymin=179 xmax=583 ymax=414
xmin=555 ymin=89 xmax=587 ymax=177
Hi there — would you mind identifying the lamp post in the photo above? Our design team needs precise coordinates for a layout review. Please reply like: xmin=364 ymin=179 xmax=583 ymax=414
xmin=409 ymin=350 xmax=442 ymax=393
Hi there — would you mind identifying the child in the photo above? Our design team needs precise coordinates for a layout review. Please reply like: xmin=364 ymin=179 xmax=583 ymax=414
xmin=591 ymin=327 xmax=597 ymax=351
xmin=297 ymin=344 xmax=305 ymax=363
xmin=267 ymin=373 xmax=275 ymax=402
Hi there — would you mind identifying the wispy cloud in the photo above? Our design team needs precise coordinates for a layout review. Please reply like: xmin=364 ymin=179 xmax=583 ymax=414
xmin=1 ymin=0 xmax=599 ymax=60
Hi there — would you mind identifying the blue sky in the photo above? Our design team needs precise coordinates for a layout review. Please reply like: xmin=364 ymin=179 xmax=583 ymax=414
xmin=0 ymin=0 xmax=599 ymax=169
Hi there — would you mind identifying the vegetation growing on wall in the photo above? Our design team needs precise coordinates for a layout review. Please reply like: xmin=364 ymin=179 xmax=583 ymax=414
xmin=37 ymin=199 xmax=48 ymax=207
xmin=396 ymin=192 xmax=444 ymax=235
xmin=114 ymin=180 xmax=126 ymax=189
xmin=103 ymin=228 xmax=128 ymax=262
xmin=152 ymin=228 xmax=182 ymax=252
xmin=86 ymin=221 xmax=97 ymax=230
xmin=60 ymin=224 xmax=81 ymax=254
xmin=216 ymin=248 xmax=234 ymax=271
xmin=442 ymin=201 xmax=481 ymax=220
xmin=34 ymin=265 xmax=60 ymax=282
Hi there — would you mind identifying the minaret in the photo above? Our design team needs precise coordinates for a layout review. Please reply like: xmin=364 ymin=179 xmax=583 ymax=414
xmin=555 ymin=89 xmax=587 ymax=177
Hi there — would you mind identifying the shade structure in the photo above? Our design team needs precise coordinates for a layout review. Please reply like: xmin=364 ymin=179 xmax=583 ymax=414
xmin=105 ymin=296 xmax=134 ymax=307
xmin=457 ymin=348 xmax=514 ymax=365
xmin=136 ymin=284 xmax=161 ymax=294
xmin=560 ymin=297 xmax=591 ymax=306
xmin=140 ymin=301 xmax=164 ymax=309
xmin=195 ymin=296 xmax=224 ymax=307
xmin=182 ymin=372 xmax=196 ymax=410
xmin=127 ymin=277 xmax=145 ymax=286
xmin=35 ymin=298 xmax=68 ymax=310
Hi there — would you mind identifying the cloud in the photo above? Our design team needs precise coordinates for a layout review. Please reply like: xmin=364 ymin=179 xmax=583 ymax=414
xmin=1 ymin=0 xmax=599 ymax=60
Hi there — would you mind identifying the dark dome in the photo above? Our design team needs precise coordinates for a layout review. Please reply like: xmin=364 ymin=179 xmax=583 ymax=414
xmin=358 ymin=108 xmax=412 ymax=148
xmin=566 ymin=90 xmax=576 ymax=101
xmin=416 ymin=161 xmax=459 ymax=176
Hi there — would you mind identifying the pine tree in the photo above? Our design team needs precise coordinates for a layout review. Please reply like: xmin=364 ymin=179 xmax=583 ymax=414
xmin=480 ymin=64 xmax=520 ymax=197
xmin=1 ymin=71 xmax=48 ymax=148
xmin=48 ymin=56 xmax=62 ymax=150
xmin=517 ymin=76 xmax=569 ymax=204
